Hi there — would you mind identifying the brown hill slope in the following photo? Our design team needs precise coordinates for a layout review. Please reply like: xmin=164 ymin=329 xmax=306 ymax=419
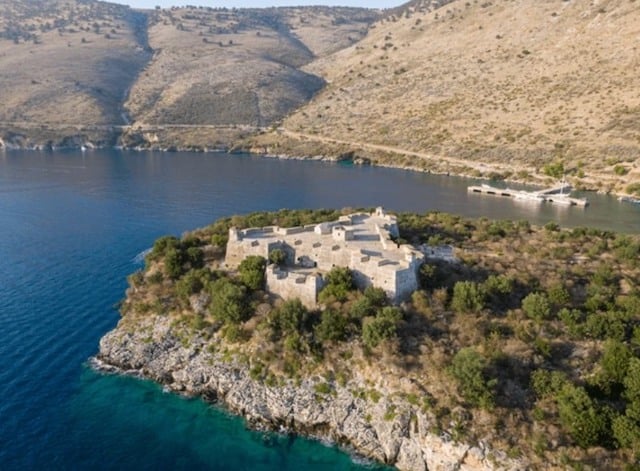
xmin=120 ymin=6 xmax=378 ymax=149
xmin=248 ymin=0 xmax=640 ymax=194
xmin=0 ymin=2 xmax=378 ymax=150
xmin=0 ymin=0 xmax=149 ymax=147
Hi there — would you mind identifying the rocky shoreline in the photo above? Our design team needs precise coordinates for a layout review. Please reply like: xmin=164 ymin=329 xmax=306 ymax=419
xmin=95 ymin=315 xmax=522 ymax=471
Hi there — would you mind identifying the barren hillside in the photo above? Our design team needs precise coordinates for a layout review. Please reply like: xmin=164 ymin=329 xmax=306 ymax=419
xmin=0 ymin=1 xmax=378 ymax=150
xmin=248 ymin=0 xmax=640 ymax=194
xmin=120 ymin=6 xmax=377 ymax=149
xmin=0 ymin=0 xmax=149 ymax=146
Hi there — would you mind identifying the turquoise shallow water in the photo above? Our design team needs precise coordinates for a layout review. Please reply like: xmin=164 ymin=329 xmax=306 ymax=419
xmin=0 ymin=149 xmax=637 ymax=471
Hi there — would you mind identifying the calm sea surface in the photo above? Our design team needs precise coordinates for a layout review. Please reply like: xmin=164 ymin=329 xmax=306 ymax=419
xmin=0 ymin=149 xmax=637 ymax=470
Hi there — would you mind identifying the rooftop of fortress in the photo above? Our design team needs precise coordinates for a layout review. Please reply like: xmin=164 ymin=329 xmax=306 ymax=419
xmin=227 ymin=207 xmax=422 ymax=271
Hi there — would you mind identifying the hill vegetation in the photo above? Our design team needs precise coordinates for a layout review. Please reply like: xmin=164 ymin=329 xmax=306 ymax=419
xmin=117 ymin=208 xmax=640 ymax=469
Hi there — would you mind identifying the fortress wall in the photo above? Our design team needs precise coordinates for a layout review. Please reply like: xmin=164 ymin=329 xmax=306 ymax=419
xmin=266 ymin=267 xmax=323 ymax=309
xmin=276 ymin=226 xmax=314 ymax=236
xmin=225 ymin=238 xmax=270 ymax=268
xmin=395 ymin=267 xmax=420 ymax=302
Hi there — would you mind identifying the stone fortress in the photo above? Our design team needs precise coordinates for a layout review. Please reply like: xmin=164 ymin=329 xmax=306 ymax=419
xmin=224 ymin=207 xmax=427 ymax=308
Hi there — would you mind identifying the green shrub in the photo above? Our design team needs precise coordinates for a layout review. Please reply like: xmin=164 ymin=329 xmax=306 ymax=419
xmin=451 ymin=281 xmax=485 ymax=313
xmin=557 ymin=384 xmax=609 ymax=448
xmin=614 ymin=165 xmax=629 ymax=176
xmin=522 ymin=292 xmax=551 ymax=322
xmin=600 ymin=339 xmax=632 ymax=386
xmin=349 ymin=295 xmax=376 ymax=321
xmin=363 ymin=286 xmax=387 ymax=306
xmin=362 ymin=306 xmax=402 ymax=348
xmin=318 ymin=266 xmax=355 ymax=303
xmin=544 ymin=221 xmax=560 ymax=232
xmin=175 ymin=268 xmax=212 ymax=301
xmin=547 ymin=283 xmax=571 ymax=309
xmin=164 ymin=247 xmax=184 ymax=280
xmin=148 ymin=235 xmax=180 ymax=263
xmin=268 ymin=248 xmax=286 ymax=266
xmin=612 ymin=414 xmax=640 ymax=450
xmin=531 ymin=369 xmax=567 ymax=398
xmin=268 ymin=299 xmax=309 ymax=340
xmin=315 ymin=308 xmax=348 ymax=343
xmin=238 ymin=255 xmax=267 ymax=290
xmin=626 ymin=182 xmax=640 ymax=196
xmin=209 ymin=277 xmax=249 ymax=324
xmin=483 ymin=274 xmax=513 ymax=297
xmin=185 ymin=246 xmax=204 ymax=269
xmin=543 ymin=161 xmax=565 ymax=179
xmin=448 ymin=347 xmax=496 ymax=409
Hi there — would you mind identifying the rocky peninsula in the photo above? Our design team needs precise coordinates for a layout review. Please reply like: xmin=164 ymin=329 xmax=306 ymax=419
xmin=96 ymin=209 xmax=640 ymax=470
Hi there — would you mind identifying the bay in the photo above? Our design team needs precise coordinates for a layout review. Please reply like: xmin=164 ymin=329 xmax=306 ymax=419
xmin=0 ymin=148 xmax=637 ymax=470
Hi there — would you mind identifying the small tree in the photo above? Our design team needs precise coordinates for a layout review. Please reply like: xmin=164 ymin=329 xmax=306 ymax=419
xmin=175 ymin=268 xmax=212 ymax=301
xmin=449 ymin=347 xmax=496 ymax=409
xmin=164 ymin=247 xmax=184 ymax=280
xmin=209 ymin=277 xmax=249 ymax=324
xmin=451 ymin=281 xmax=485 ymax=313
xmin=522 ymin=292 xmax=551 ymax=322
xmin=557 ymin=384 xmax=608 ymax=448
xmin=238 ymin=255 xmax=266 ymax=290
xmin=600 ymin=339 xmax=632 ymax=386
xmin=613 ymin=358 xmax=640 ymax=450
xmin=362 ymin=306 xmax=401 ymax=348
xmin=318 ymin=266 xmax=355 ymax=303
xmin=268 ymin=248 xmax=286 ymax=267
xmin=268 ymin=299 xmax=308 ymax=340
xmin=315 ymin=308 xmax=348 ymax=343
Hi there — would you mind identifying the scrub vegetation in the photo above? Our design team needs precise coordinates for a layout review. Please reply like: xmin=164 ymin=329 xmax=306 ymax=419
xmin=121 ymin=208 xmax=640 ymax=468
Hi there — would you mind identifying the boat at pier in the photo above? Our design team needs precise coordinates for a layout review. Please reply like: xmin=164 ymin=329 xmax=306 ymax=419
xmin=468 ymin=182 xmax=588 ymax=207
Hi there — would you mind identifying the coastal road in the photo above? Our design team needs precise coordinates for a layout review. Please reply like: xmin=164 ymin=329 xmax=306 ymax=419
xmin=277 ymin=128 xmax=534 ymax=177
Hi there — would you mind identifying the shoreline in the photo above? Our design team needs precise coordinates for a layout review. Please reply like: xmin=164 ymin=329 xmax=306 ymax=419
xmin=88 ymin=355 xmax=382 ymax=468
xmin=93 ymin=316 xmax=522 ymax=471
xmin=1 ymin=139 xmax=628 ymax=199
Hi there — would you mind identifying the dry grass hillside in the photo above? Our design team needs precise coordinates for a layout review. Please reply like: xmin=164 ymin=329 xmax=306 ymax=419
xmin=0 ymin=1 xmax=378 ymax=149
xmin=249 ymin=0 xmax=640 ymax=194
xmin=0 ymin=0 xmax=149 ymax=146
xmin=120 ymin=6 xmax=377 ymax=149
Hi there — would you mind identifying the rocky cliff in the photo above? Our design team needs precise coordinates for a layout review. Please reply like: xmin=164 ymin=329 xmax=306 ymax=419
xmin=96 ymin=315 xmax=521 ymax=471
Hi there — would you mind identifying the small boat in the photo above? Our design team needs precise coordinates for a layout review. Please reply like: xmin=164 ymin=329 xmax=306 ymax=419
xmin=619 ymin=196 xmax=640 ymax=205
xmin=512 ymin=190 xmax=544 ymax=202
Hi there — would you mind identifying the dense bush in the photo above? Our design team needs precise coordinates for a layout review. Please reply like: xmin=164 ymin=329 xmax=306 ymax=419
xmin=238 ymin=255 xmax=267 ymax=290
xmin=557 ymin=384 xmax=610 ymax=448
xmin=314 ymin=308 xmax=348 ymax=343
xmin=268 ymin=299 xmax=309 ymax=340
xmin=209 ymin=277 xmax=249 ymax=324
xmin=362 ymin=306 xmax=402 ymax=348
xmin=451 ymin=281 xmax=485 ymax=313
xmin=318 ymin=266 xmax=355 ymax=303
xmin=268 ymin=248 xmax=286 ymax=267
xmin=521 ymin=292 xmax=551 ymax=322
xmin=449 ymin=348 xmax=496 ymax=409
xmin=175 ymin=268 xmax=213 ymax=301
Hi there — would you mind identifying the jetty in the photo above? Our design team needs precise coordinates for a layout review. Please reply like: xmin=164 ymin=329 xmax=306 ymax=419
xmin=468 ymin=183 xmax=589 ymax=207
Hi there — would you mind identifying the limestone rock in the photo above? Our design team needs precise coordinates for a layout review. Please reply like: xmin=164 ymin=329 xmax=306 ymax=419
xmin=96 ymin=316 xmax=526 ymax=471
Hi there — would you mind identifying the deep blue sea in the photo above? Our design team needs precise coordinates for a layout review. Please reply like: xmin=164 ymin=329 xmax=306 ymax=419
xmin=0 ymin=149 xmax=637 ymax=470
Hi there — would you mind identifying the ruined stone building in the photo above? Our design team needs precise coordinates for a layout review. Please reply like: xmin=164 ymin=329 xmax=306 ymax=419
xmin=224 ymin=208 xmax=425 ymax=308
